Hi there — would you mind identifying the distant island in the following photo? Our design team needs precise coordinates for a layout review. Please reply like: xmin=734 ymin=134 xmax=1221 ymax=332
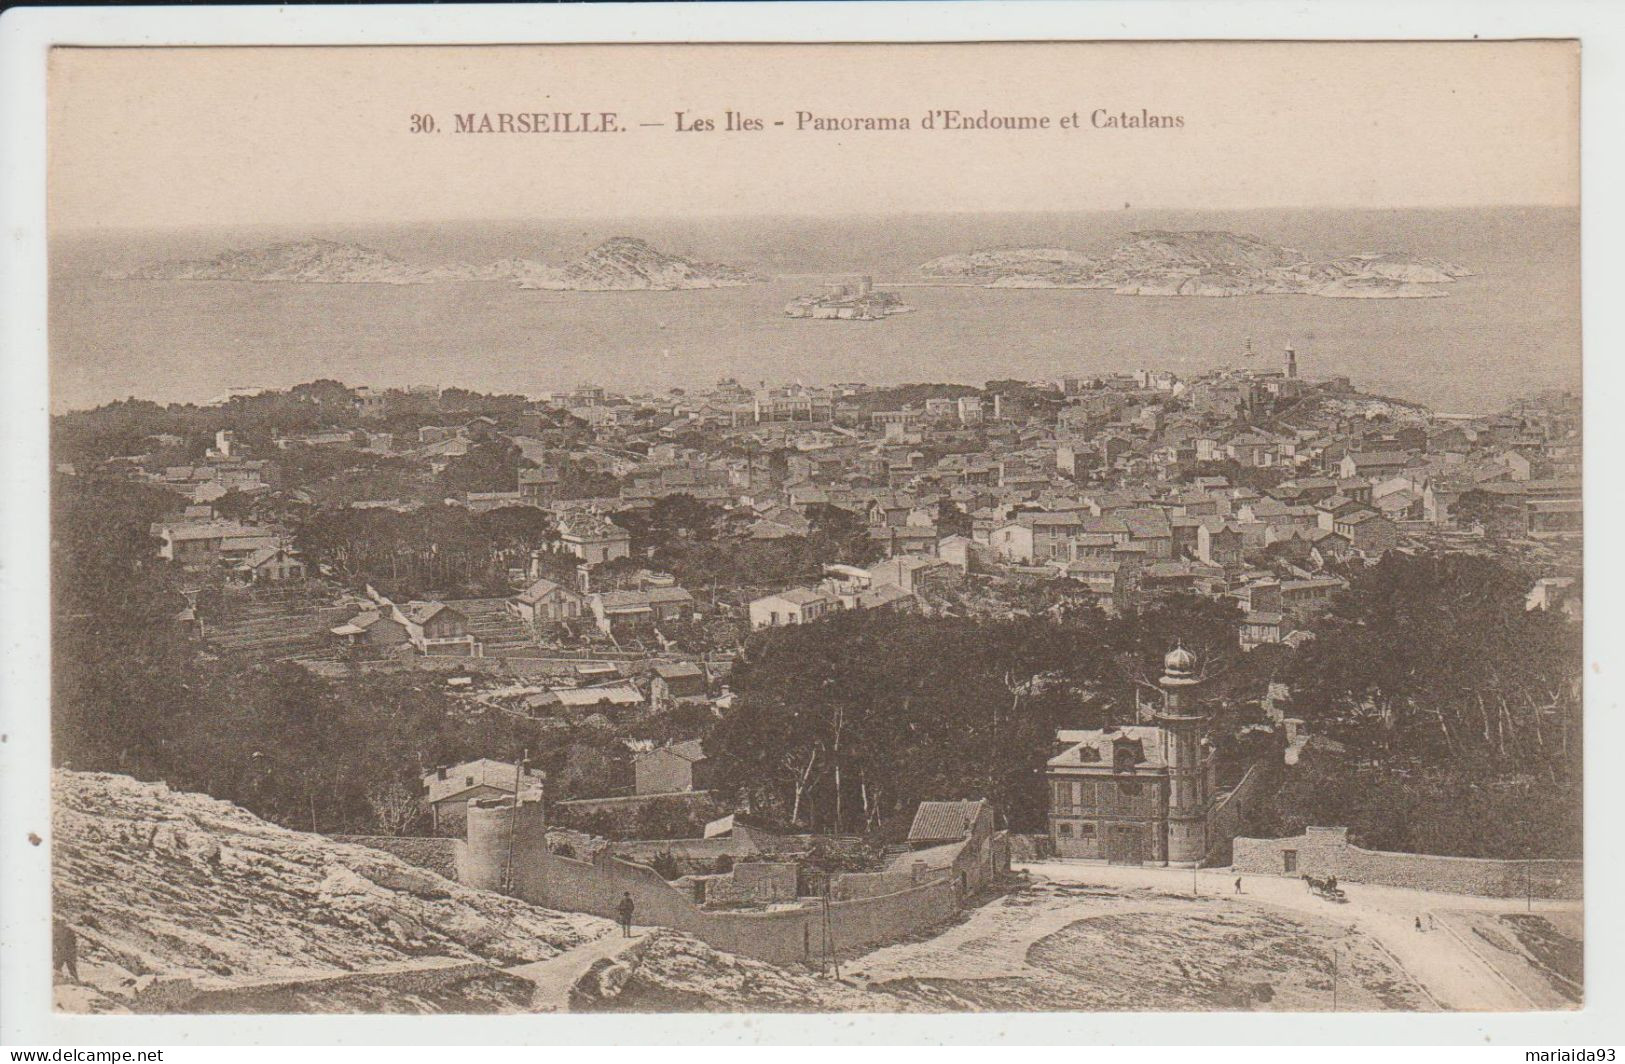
xmin=784 ymin=276 xmax=913 ymax=321
xmin=919 ymin=230 xmax=1474 ymax=299
xmin=111 ymin=236 xmax=763 ymax=292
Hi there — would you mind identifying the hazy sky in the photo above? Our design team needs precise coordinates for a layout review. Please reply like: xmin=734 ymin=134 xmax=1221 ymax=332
xmin=49 ymin=42 xmax=1578 ymax=230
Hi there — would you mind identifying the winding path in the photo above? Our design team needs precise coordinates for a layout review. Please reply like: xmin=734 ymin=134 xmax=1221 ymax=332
xmin=506 ymin=928 xmax=646 ymax=1012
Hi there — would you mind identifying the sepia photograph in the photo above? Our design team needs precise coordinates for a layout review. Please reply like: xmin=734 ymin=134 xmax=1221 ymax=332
xmin=2 ymin=17 xmax=1611 ymax=1046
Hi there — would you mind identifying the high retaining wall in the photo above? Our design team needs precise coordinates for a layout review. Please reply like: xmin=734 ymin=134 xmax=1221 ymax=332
xmin=1202 ymin=764 xmax=1267 ymax=867
xmin=1232 ymin=826 xmax=1583 ymax=899
xmin=465 ymin=796 xmax=963 ymax=965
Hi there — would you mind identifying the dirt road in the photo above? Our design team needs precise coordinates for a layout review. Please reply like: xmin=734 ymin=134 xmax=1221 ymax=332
xmin=1016 ymin=862 xmax=1580 ymax=1011
xmin=507 ymin=928 xmax=643 ymax=1012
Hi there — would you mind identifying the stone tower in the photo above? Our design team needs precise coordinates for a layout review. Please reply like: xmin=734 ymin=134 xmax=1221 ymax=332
xmin=464 ymin=793 xmax=547 ymax=893
xmin=1155 ymin=645 xmax=1211 ymax=867
xmin=1283 ymin=345 xmax=1298 ymax=380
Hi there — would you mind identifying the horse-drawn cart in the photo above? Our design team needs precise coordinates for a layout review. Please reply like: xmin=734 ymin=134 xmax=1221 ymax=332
xmin=1304 ymin=873 xmax=1348 ymax=902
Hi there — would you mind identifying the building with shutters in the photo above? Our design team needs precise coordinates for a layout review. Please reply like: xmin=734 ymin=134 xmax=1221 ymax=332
xmin=1046 ymin=646 xmax=1219 ymax=866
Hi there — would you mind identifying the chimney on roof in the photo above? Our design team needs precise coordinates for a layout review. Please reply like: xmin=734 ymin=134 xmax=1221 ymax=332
xmin=436 ymin=765 xmax=448 ymax=780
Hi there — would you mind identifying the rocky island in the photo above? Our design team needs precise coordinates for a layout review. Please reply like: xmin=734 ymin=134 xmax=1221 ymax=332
xmin=919 ymin=230 xmax=1473 ymax=298
xmin=112 ymin=238 xmax=460 ymax=286
xmin=784 ymin=275 xmax=913 ymax=320
xmin=112 ymin=235 xmax=763 ymax=292
xmin=513 ymin=236 xmax=763 ymax=291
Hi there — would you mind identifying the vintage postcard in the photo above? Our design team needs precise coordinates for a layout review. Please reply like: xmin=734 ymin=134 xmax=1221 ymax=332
xmin=6 ymin=20 xmax=1604 ymax=1042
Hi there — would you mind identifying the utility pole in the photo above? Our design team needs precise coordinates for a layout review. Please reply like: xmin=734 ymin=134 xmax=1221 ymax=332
xmin=1331 ymin=943 xmax=1339 ymax=1012
xmin=821 ymin=880 xmax=840 ymax=979
xmin=502 ymin=749 xmax=529 ymax=895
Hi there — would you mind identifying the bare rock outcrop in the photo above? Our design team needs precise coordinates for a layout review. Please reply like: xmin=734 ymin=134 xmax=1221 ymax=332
xmin=51 ymin=770 xmax=609 ymax=1013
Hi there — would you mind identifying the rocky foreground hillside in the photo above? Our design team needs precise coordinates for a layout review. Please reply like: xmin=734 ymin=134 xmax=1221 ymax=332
xmin=572 ymin=930 xmax=917 ymax=1013
xmin=49 ymin=771 xmax=925 ymax=1014
xmin=920 ymin=230 xmax=1473 ymax=298
xmin=114 ymin=236 xmax=762 ymax=291
xmin=51 ymin=771 xmax=608 ymax=1013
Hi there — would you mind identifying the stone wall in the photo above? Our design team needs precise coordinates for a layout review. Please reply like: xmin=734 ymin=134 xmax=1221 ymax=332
xmin=1231 ymin=826 xmax=1583 ymax=899
xmin=679 ymin=861 xmax=800 ymax=907
xmin=1202 ymin=764 xmax=1266 ymax=867
xmin=825 ymin=865 xmax=930 ymax=902
xmin=506 ymin=843 xmax=959 ymax=965
xmin=145 ymin=958 xmax=502 ymax=1013
xmin=603 ymin=822 xmax=816 ymax=869
xmin=466 ymin=797 xmax=967 ymax=965
xmin=1233 ymin=826 xmax=1351 ymax=878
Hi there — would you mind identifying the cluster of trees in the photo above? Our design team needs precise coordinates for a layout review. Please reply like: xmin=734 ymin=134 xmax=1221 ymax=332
xmin=705 ymin=595 xmax=1255 ymax=836
xmin=1244 ymin=758 xmax=1580 ymax=860
xmin=615 ymin=497 xmax=882 ymax=592
xmin=292 ymin=503 xmax=562 ymax=599
xmin=1268 ymin=552 xmax=1581 ymax=857
xmin=51 ymin=474 xmax=541 ymax=833
xmin=1283 ymin=553 xmax=1580 ymax=776
xmin=701 ymin=551 xmax=1580 ymax=858
xmin=49 ymin=380 xmax=551 ymax=466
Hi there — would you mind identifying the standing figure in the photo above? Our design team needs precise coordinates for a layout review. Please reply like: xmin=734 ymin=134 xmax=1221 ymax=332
xmin=53 ymin=918 xmax=78 ymax=981
xmin=617 ymin=892 xmax=635 ymax=938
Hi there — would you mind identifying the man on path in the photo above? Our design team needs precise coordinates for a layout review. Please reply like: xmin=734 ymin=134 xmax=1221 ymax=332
xmin=53 ymin=918 xmax=78 ymax=981
xmin=617 ymin=892 xmax=635 ymax=937
xmin=1234 ymin=877 xmax=1243 ymax=894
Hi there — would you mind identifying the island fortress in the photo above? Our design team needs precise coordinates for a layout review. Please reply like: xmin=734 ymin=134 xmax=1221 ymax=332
xmin=1048 ymin=647 xmax=1247 ymax=867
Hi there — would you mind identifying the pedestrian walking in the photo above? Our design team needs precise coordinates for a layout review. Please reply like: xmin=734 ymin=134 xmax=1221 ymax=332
xmin=1415 ymin=916 xmax=1423 ymax=932
xmin=617 ymin=891 xmax=635 ymax=938
xmin=1234 ymin=877 xmax=1243 ymax=894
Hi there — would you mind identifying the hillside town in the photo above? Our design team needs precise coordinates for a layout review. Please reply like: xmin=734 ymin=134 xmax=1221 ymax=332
xmin=49 ymin=346 xmax=1584 ymax=1012
xmin=61 ymin=345 xmax=1580 ymax=662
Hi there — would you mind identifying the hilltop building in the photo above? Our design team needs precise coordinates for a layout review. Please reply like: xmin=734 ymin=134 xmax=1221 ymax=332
xmin=1046 ymin=646 xmax=1220 ymax=866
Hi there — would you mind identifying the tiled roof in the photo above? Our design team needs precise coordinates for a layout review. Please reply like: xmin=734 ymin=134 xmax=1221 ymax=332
xmin=514 ymin=578 xmax=566 ymax=605
xmin=1048 ymin=726 xmax=1168 ymax=770
xmin=906 ymin=799 xmax=989 ymax=842
xmin=422 ymin=758 xmax=543 ymax=806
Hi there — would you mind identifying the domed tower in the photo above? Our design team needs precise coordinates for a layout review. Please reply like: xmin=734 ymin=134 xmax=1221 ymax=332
xmin=1155 ymin=644 xmax=1211 ymax=867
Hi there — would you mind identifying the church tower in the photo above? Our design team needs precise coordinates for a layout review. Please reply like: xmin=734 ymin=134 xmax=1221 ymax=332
xmin=1155 ymin=645 xmax=1212 ymax=867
